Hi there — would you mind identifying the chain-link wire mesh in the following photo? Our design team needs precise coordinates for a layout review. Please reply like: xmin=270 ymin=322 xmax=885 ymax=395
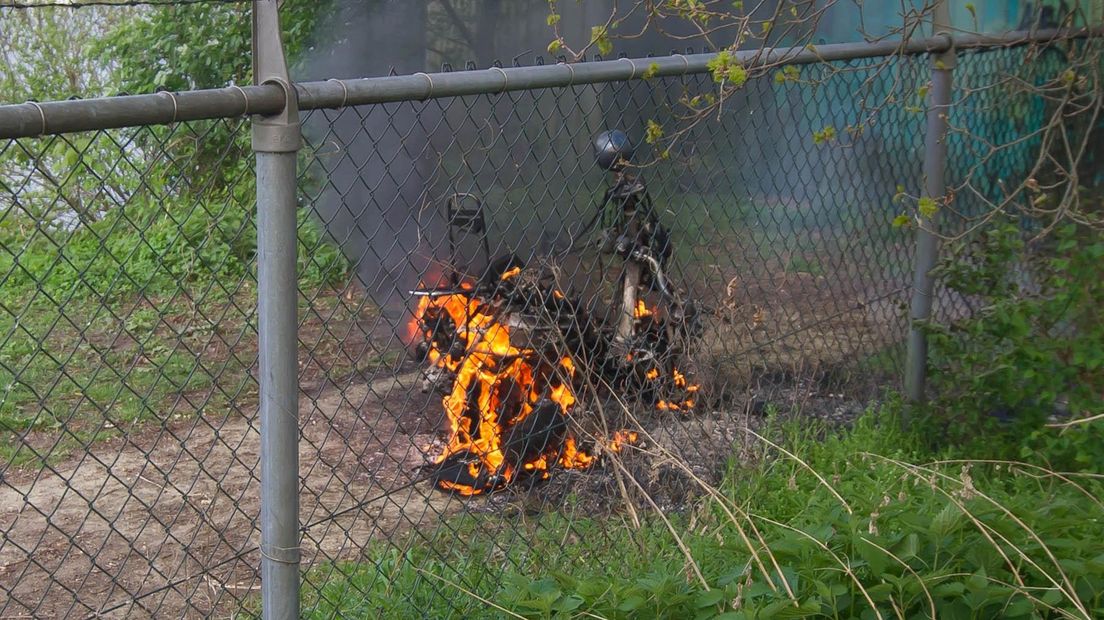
xmin=287 ymin=53 xmax=931 ymax=618
xmin=932 ymin=42 xmax=1089 ymax=326
xmin=0 ymin=38 xmax=1088 ymax=618
xmin=0 ymin=118 xmax=270 ymax=616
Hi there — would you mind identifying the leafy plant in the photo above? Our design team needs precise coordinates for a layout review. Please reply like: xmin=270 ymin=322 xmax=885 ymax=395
xmin=300 ymin=409 xmax=1104 ymax=619
xmin=925 ymin=216 xmax=1104 ymax=469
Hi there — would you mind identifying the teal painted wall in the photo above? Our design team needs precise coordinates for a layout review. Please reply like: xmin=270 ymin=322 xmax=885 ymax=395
xmin=813 ymin=1 xmax=1100 ymax=44
xmin=786 ymin=1 xmax=1091 ymax=218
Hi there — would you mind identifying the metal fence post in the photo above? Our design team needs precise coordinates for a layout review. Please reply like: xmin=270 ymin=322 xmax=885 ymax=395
xmin=905 ymin=0 xmax=955 ymax=402
xmin=252 ymin=1 xmax=301 ymax=618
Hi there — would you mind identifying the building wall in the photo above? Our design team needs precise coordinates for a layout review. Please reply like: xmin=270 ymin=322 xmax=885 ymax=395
xmin=816 ymin=0 xmax=1101 ymax=44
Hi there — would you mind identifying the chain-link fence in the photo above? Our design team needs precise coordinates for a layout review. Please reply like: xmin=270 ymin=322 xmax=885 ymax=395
xmin=0 ymin=10 xmax=1095 ymax=617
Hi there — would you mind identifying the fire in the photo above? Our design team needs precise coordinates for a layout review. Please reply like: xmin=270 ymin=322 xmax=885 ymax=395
xmin=642 ymin=365 xmax=700 ymax=412
xmin=407 ymin=263 xmax=703 ymax=494
xmin=673 ymin=369 xmax=688 ymax=388
xmin=606 ymin=430 xmax=638 ymax=453
xmin=657 ymin=399 xmax=695 ymax=411
xmin=409 ymin=272 xmax=638 ymax=495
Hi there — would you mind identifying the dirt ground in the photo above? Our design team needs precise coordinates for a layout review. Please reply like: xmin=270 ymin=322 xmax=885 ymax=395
xmin=0 ymin=265 xmax=902 ymax=618
xmin=0 ymin=365 xmax=471 ymax=618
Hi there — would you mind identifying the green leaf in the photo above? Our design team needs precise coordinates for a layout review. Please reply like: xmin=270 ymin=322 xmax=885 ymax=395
xmin=551 ymin=594 xmax=584 ymax=612
xmin=965 ymin=568 xmax=987 ymax=593
xmin=856 ymin=538 xmax=889 ymax=576
xmin=778 ymin=598 xmax=825 ymax=618
xmin=893 ymin=533 xmax=920 ymax=560
xmin=695 ymin=589 xmax=726 ymax=608
xmin=865 ymin=583 xmax=894 ymax=602
xmin=812 ymin=125 xmax=837 ymax=145
xmin=618 ymin=594 xmax=646 ymax=611
xmin=591 ymin=25 xmax=613 ymax=55
xmin=726 ymin=64 xmax=748 ymax=87
xmin=706 ymin=50 xmax=746 ymax=87
xmin=930 ymin=503 xmax=963 ymax=539
xmin=918 ymin=196 xmax=938 ymax=219
xmin=1041 ymin=589 xmax=1063 ymax=605
xmin=933 ymin=581 xmax=966 ymax=598
xmin=1004 ymin=595 xmax=1034 ymax=617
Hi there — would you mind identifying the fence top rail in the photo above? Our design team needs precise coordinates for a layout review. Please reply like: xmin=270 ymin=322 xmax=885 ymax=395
xmin=0 ymin=26 xmax=1098 ymax=140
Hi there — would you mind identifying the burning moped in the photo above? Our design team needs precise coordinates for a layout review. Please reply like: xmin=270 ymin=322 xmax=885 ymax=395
xmin=408 ymin=131 xmax=701 ymax=494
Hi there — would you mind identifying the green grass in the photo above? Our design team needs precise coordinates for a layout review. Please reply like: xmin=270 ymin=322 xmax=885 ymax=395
xmin=0 ymin=183 xmax=350 ymax=467
xmin=300 ymin=406 xmax=1104 ymax=619
xmin=0 ymin=291 xmax=256 ymax=467
xmin=0 ymin=285 xmax=380 ymax=468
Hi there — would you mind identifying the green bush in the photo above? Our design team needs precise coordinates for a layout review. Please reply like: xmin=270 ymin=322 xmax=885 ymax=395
xmin=925 ymin=218 xmax=1104 ymax=470
xmin=0 ymin=185 xmax=346 ymax=304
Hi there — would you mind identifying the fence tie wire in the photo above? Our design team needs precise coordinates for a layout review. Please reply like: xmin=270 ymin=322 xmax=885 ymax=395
xmin=413 ymin=72 xmax=435 ymax=100
xmin=259 ymin=543 xmax=302 ymax=565
xmin=24 ymin=101 xmax=47 ymax=136
xmin=672 ymin=53 xmax=690 ymax=73
xmin=326 ymin=78 xmax=349 ymax=109
xmin=558 ymin=60 xmax=576 ymax=85
xmin=229 ymin=84 xmax=250 ymax=116
xmin=619 ymin=57 xmax=640 ymax=79
xmin=157 ymin=90 xmax=179 ymax=123
xmin=490 ymin=66 xmax=509 ymax=92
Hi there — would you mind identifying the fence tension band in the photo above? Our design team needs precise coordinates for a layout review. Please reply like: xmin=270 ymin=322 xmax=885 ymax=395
xmin=252 ymin=78 xmax=299 ymax=152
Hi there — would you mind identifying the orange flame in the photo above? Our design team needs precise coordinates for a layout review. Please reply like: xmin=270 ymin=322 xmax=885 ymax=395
xmin=407 ymin=266 xmax=694 ymax=494
xmin=409 ymin=268 xmax=638 ymax=495
xmin=654 ymin=367 xmax=699 ymax=411
xmin=657 ymin=398 xmax=695 ymax=412
xmin=606 ymin=430 xmax=639 ymax=453
xmin=672 ymin=369 xmax=685 ymax=387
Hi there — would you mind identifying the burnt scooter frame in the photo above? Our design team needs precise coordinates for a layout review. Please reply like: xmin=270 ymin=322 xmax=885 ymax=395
xmin=595 ymin=165 xmax=674 ymax=347
xmin=590 ymin=130 xmax=698 ymax=382
xmin=414 ymin=131 xmax=691 ymax=366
